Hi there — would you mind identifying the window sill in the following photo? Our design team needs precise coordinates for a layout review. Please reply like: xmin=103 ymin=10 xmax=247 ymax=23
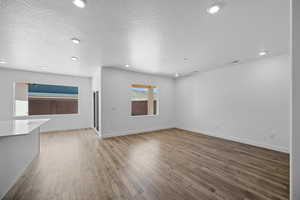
xmin=14 ymin=113 xmax=80 ymax=118
xmin=129 ymin=114 xmax=159 ymax=118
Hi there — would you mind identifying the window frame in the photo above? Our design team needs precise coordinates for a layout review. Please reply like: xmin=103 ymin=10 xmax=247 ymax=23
xmin=13 ymin=82 xmax=80 ymax=118
xmin=129 ymin=84 xmax=159 ymax=117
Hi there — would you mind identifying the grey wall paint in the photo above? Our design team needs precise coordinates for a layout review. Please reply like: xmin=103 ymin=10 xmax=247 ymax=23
xmin=0 ymin=68 xmax=93 ymax=132
xmin=291 ymin=0 xmax=300 ymax=198
xmin=175 ymin=54 xmax=290 ymax=153
xmin=101 ymin=68 xmax=176 ymax=137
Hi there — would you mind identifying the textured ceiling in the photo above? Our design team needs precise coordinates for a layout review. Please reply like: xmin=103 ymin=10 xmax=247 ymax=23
xmin=0 ymin=0 xmax=290 ymax=77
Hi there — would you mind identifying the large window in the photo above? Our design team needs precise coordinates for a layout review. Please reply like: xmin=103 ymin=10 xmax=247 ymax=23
xmin=14 ymin=83 xmax=79 ymax=116
xmin=131 ymin=84 xmax=158 ymax=116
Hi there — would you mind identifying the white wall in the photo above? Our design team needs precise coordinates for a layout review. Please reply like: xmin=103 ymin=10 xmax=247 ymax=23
xmin=92 ymin=67 xmax=102 ymax=136
xmin=291 ymin=0 xmax=300 ymax=198
xmin=0 ymin=68 xmax=93 ymax=132
xmin=101 ymin=68 xmax=176 ymax=137
xmin=175 ymin=54 xmax=290 ymax=153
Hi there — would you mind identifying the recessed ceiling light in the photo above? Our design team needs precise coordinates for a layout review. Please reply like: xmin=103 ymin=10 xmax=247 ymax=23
xmin=175 ymin=73 xmax=179 ymax=77
xmin=125 ymin=64 xmax=130 ymax=68
xmin=259 ymin=50 xmax=268 ymax=56
xmin=71 ymin=56 xmax=79 ymax=61
xmin=207 ymin=4 xmax=221 ymax=14
xmin=73 ymin=0 xmax=86 ymax=8
xmin=0 ymin=60 xmax=6 ymax=64
xmin=71 ymin=38 xmax=80 ymax=44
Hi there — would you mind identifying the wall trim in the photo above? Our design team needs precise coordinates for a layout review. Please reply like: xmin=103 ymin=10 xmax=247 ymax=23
xmin=41 ymin=127 xmax=92 ymax=134
xmin=102 ymin=126 xmax=175 ymax=138
xmin=41 ymin=126 xmax=289 ymax=153
xmin=177 ymin=127 xmax=290 ymax=154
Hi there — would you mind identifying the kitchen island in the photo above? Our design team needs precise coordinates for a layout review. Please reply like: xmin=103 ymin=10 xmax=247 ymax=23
xmin=0 ymin=119 xmax=49 ymax=199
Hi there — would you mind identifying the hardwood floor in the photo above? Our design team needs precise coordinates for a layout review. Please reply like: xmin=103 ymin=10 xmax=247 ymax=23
xmin=4 ymin=129 xmax=289 ymax=200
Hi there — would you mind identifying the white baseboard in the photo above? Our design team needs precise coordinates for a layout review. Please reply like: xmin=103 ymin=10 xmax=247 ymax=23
xmin=177 ymin=127 xmax=290 ymax=153
xmin=102 ymin=126 xmax=175 ymax=138
xmin=102 ymin=126 xmax=289 ymax=153
xmin=41 ymin=127 xmax=92 ymax=134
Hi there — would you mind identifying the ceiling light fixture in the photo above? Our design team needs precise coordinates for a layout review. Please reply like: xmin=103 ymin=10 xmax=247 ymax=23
xmin=0 ymin=60 xmax=6 ymax=64
xmin=71 ymin=56 xmax=79 ymax=61
xmin=207 ymin=3 xmax=221 ymax=15
xmin=259 ymin=50 xmax=268 ymax=56
xmin=175 ymin=73 xmax=179 ymax=77
xmin=73 ymin=0 xmax=86 ymax=8
xmin=125 ymin=64 xmax=130 ymax=68
xmin=41 ymin=66 xmax=47 ymax=70
xmin=71 ymin=38 xmax=80 ymax=44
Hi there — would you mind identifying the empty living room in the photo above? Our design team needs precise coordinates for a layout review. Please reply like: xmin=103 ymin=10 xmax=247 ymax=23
xmin=1 ymin=0 xmax=300 ymax=199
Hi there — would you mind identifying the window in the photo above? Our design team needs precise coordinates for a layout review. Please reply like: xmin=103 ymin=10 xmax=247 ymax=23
xmin=14 ymin=83 xmax=79 ymax=116
xmin=131 ymin=84 xmax=158 ymax=116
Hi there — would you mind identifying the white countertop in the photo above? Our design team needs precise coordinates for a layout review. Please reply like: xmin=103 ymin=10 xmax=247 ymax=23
xmin=0 ymin=119 xmax=49 ymax=137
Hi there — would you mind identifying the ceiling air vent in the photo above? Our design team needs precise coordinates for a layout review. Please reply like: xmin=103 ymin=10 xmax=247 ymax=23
xmin=232 ymin=60 xmax=240 ymax=64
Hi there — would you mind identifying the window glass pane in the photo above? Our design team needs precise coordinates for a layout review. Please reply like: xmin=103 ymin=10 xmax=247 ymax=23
xmin=15 ymin=83 xmax=28 ymax=116
xmin=131 ymin=85 xmax=158 ymax=116
xmin=153 ymin=88 xmax=158 ymax=100
xmin=14 ymin=83 xmax=79 ymax=116
xmin=15 ymin=100 xmax=28 ymax=116
xmin=131 ymin=87 xmax=148 ymax=100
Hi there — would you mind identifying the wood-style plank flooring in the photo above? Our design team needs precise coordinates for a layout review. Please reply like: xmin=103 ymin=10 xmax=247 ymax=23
xmin=4 ymin=129 xmax=289 ymax=200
